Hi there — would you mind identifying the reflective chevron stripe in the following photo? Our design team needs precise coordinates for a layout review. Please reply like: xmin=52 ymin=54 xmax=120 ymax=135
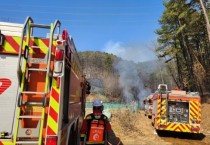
xmin=156 ymin=99 xmax=161 ymax=126
xmin=158 ymin=122 xmax=200 ymax=133
xmin=1 ymin=36 xmax=56 ymax=54
xmin=161 ymin=99 xmax=166 ymax=116
xmin=197 ymin=102 xmax=201 ymax=124
xmin=0 ymin=141 xmax=13 ymax=145
xmin=2 ymin=36 xmax=22 ymax=53
xmin=165 ymin=123 xmax=191 ymax=132
xmin=190 ymin=101 xmax=200 ymax=124
xmin=46 ymin=78 xmax=60 ymax=135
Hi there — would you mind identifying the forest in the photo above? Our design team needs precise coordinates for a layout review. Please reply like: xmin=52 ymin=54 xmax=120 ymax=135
xmin=155 ymin=0 xmax=210 ymax=100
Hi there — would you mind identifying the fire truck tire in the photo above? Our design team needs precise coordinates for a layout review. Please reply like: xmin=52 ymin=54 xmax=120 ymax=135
xmin=68 ymin=126 xmax=75 ymax=145
xmin=68 ymin=121 xmax=80 ymax=145
xmin=75 ymin=120 xmax=80 ymax=145
xmin=68 ymin=124 xmax=76 ymax=145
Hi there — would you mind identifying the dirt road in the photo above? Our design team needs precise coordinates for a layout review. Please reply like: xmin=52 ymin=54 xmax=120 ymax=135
xmin=106 ymin=103 xmax=210 ymax=145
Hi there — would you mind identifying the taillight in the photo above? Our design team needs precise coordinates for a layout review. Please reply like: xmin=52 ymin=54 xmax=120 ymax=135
xmin=57 ymin=40 xmax=63 ymax=45
xmin=55 ymin=49 xmax=64 ymax=61
xmin=62 ymin=30 xmax=69 ymax=40
xmin=46 ymin=136 xmax=57 ymax=145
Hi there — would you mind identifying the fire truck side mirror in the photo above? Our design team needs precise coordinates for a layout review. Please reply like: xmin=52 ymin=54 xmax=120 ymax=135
xmin=0 ymin=31 xmax=5 ymax=46
xmin=143 ymin=100 xmax=146 ymax=105
xmin=86 ymin=81 xmax=91 ymax=94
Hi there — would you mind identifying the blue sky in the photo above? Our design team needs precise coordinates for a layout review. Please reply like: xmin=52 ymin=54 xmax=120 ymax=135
xmin=0 ymin=0 xmax=164 ymax=62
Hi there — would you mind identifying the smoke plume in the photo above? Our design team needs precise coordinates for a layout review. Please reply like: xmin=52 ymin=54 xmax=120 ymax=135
xmin=113 ymin=60 xmax=151 ymax=108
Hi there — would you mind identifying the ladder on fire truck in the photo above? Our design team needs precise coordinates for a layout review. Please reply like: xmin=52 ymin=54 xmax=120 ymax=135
xmin=14 ymin=17 xmax=61 ymax=145
xmin=158 ymin=84 xmax=168 ymax=124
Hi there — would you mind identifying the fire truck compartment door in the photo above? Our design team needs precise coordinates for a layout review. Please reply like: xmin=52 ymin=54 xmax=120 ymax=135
xmin=0 ymin=55 xmax=19 ymax=135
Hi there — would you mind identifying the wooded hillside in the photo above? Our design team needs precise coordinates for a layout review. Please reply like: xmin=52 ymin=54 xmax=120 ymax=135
xmin=78 ymin=51 xmax=172 ymax=102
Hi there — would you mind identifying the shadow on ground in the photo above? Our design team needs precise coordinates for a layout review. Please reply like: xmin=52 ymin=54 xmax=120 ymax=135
xmin=108 ymin=129 xmax=124 ymax=145
xmin=157 ymin=130 xmax=206 ymax=141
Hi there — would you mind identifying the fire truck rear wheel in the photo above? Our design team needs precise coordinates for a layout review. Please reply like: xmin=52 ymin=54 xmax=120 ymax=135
xmin=68 ymin=121 xmax=80 ymax=145
xmin=68 ymin=125 xmax=76 ymax=145
xmin=68 ymin=126 xmax=75 ymax=145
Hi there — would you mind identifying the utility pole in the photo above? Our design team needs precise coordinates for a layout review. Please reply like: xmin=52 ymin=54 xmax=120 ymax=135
xmin=199 ymin=0 xmax=210 ymax=43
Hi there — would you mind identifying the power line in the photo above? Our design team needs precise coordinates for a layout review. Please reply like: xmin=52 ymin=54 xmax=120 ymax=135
xmin=0 ymin=16 xmax=157 ymax=26
xmin=0 ymin=4 xmax=163 ymax=9
xmin=0 ymin=9 xmax=158 ymax=16
xmin=0 ymin=16 xmax=82 ymax=22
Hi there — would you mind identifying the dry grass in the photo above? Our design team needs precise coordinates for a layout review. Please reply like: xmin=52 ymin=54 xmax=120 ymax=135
xmin=110 ymin=109 xmax=171 ymax=145
xmin=111 ymin=109 xmax=145 ymax=136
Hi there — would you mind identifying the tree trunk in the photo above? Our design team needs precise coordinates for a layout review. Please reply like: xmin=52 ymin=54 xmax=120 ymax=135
xmin=199 ymin=0 xmax=210 ymax=43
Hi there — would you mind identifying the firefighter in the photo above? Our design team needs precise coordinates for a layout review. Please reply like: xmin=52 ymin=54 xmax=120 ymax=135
xmin=80 ymin=99 xmax=111 ymax=145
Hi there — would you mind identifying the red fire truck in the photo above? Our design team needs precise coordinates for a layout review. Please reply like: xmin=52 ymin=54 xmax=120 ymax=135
xmin=0 ymin=17 xmax=90 ymax=145
xmin=152 ymin=84 xmax=201 ymax=133
xmin=143 ymin=94 xmax=153 ymax=118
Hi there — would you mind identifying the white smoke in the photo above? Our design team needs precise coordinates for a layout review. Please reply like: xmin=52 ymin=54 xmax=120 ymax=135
xmin=113 ymin=60 xmax=151 ymax=109
xmin=103 ymin=40 xmax=154 ymax=108
xmin=103 ymin=40 xmax=156 ymax=63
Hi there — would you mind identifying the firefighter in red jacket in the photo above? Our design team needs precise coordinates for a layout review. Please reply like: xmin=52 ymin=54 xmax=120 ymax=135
xmin=80 ymin=99 xmax=111 ymax=145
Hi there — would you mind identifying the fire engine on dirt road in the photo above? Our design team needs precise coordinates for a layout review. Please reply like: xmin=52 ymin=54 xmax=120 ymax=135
xmin=143 ymin=94 xmax=153 ymax=119
xmin=152 ymin=84 xmax=201 ymax=134
xmin=0 ymin=16 xmax=90 ymax=145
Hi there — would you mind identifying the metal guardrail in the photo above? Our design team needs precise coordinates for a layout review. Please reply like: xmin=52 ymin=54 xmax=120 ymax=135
xmin=86 ymin=102 xmax=139 ymax=111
